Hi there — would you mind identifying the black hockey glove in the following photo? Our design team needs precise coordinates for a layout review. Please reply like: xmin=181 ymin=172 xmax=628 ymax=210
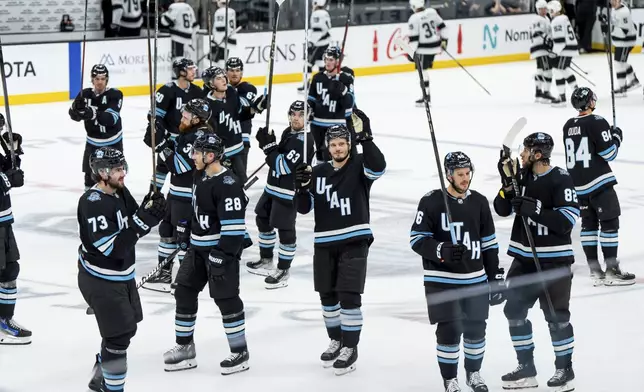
xmin=511 ymin=196 xmax=542 ymax=218
xmin=488 ymin=268 xmax=506 ymax=306
xmin=0 ymin=113 xmax=4 ymax=129
xmin=155 ymin=134 xmax=175 ymax=154
xmin=144 ymin=118 xmax=167 ymax=149
xmin=255 ymin=127 xmax=278 ymax=154
xmin=294 ymin=163 xmax=313 ymax=191
xmin=0 ymin=168 xmax=24 ymax=192
xmin=79 ymin=106 xmax=96 ymax=121
xmin=611 ymin=126 xmax=623 ymax=147
xmin=328 ymin=79 xmax=347 ymax=99
xmin=176 ymin=220 xmax=190 ymax=251
xmin=437 ymin=242 xmax=469 ymax=264
xmin=497 ymin=150 xmax=518 ymax=189
xmin=72 ymin=95 xmax=86 ymax=111
xmin=351 ymin=108 xmax=373 ymax=144
xmin=1 ymin=132 xmax=23 ymax=156
xmin=207 ymin=248 xmax=229 ymax=281
xmin=252 ymin=94 xmax=269 ymax=113
xmin=221 ymin=156 xmax=233 ymax=169
xmin=133 ymin=192 xmax=167 ymax=235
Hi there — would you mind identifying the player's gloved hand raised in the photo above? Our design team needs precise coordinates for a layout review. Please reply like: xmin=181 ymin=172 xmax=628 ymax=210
xmin=133 ymin=192 xmax=167 ymax=235
xmin=488 ymin=268 xmax=506 ymax=306
xmin=155 ymin=134 xmax=175 ymax=154
xmin=610 ymin=126 xmax=622 ymax=147
xmin=207 ymin=249 xmax=229 ymax=281
xmin=176 ymin=220 xmax=190 ymax=251
xmin=497 ymin=150 xmax=518 ymax=189
xmin=255 ymin=127 xmax=278 ymax=154
xmin=79 ymin=106 xmax=96 ymax=121
xmin=437 ymin=242 xmax=469 ymax=264
xmin=2 ymin=132 xmax=24 ymax=156
xmin=328 ymin=79 xmax=347 ymax=99
xmin=252 ymin=94 xmax=269 ymax=113
xmin=72 ymin=95 xmax=86 ymax=111
xmin=294 ymin=163 xmax=313 ymax=191
xmin=351 ymin=108 xmax=373 ymax=144
xmin=511 ymin=196 xmax=542 ymax=217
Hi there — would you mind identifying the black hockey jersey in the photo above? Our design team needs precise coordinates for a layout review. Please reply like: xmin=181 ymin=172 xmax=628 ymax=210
xmin=562 ymin=114 xmax=618 ymax=198
xmin=493 ymin=166 xmax=580 ymax=264
xmin=154 ymin=81 xmax=203 ymax=138
xmin=233 ymin=81 xmax=257 ymax=146
xmin=190 ymin=167 xmax=248 ymax=257
xmin=411 ymin=189 xmax=500 ymax=287
xmin=0 ymin=154 xmax=20 ymax=227
xmin=265 ymin=127 xmax=315 ymax=204
xmin=297 ymin=140 xmax=386 ymax=247
xmin=159 ymin=127 xmax=199 ymax=202
xmin=70 ymin=88 xmax=123 ymax=147
xmin=206 ymin=86 xmax=253 ymax=158
xmin=307 ymin=71 xmax=355 ymax=128
xmin=77 ymin=185 xmax=150 ymax=281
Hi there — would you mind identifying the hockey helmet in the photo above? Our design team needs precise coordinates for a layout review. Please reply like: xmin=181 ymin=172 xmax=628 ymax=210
xmin=325 ymin=124 xmax=351 ymax=146
xmin=91 ymin=64 xmax=109 ymax=80
xmin=535 ymin=0 xmax=548 ymax=9
xmin=192 ymin=131 xmax=225 ymax=161
xmin=409 ymin=0 xmax=425 ymax=10
xmin=202 ymin=66 xmax=227 ymax=87
xmin=547 ymin=0 xmax=562 ymax=14
xmin=172 ymin=58 xmax=197 ymax=79
xmin=523 ymin=132 xmax=554 ymax=160
xmin=444 ymin=151 xmax=474 ymax=177
xmin=313 ymin=0 xmax=327 ymax=7
xmin=183 ymin=98 xmax=212 ymax=122
xmin=89 ymin=147 xmax=128 ymax=177
xmin=324 ymin=46 xmax=342 ymax=61
xmin=225 ymin=57 xmax=244 ymax=71
xmin=570 ymin=87 xmax=597 ymax=112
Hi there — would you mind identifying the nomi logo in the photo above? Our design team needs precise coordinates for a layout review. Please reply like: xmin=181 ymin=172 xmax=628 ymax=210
xmin=483 ymin=24 xmax=499 ymax=50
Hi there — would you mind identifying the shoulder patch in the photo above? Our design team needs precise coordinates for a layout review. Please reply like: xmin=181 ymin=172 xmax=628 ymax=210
xmin=558 ymin=167 xmax=570 ymax=176
xmin=423 ymin=190 xmax=435 ymax=197
xmin=297 ymin=133 xmax=305 ymax=142
xmin=88 ymin=192 xmax=101 ymax=202
xmin=164 ymin=82 xmax=173 ymax=87
xmin=223 ymin=176 xmax=235 ymax=185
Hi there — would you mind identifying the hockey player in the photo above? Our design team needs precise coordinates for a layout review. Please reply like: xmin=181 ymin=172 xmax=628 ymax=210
xmin=307 ymin=46 xmax=355 ymax=163
xmin=548 ymin=0 xmax=578 ymax=106
xmin=298 ymin=0 xmax=332 ymax=92
xmin=246 ymin=101 xmax=315 ymax=288
xmin=531 ymin=0 xmax=555 ymax=103
xmin=211 ymin=0 xmax=237 ymax=67
xmin=563 ymin=87 xmax=634 ymax=285
xmin=143 ymin=98 xmax=213 ymax=293
xmin=78 ymin=147 xmax=166 ymax=391
xmin=161 ymin=0 xmax=199 ymax=62
xmin=111 ymin=0 xmax=143 ymax=37
xmin=163 ymin=132 xmax=250 ymax=375
xmin=0 ymin=114 xmax=29 ymax=345
xmin=202 ymin=65 xmax=267 ymax=184
xmin=294 ymin=109 xmax=386 ymax=375
xmin=610 ymin=0 xmax=640 ymax=95
xmin=69 ymin=64 xmax=124 ymax=190
xmin=144 ymin=58 xmax=202 ymax=189
xmin=410 ymin=151 xmax=504 ymax=392
xmin=494 ymin=133 xmax=578 ymax=391
xmin=226 ymin=57 xmax=258 ymax=174
xmin=407 ymin=0 xmax=448 ymax=106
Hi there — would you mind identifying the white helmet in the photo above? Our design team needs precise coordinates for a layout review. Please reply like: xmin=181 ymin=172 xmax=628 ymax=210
xmin=547 ymin=0 xmax=562 ymax=14
xmin=409 ymin=0 xmax=425 ymax=11
xmin=312 ymin=0 xmax=327 ymax=7
xmin=535 ymin=0 xmax=548 ymax=9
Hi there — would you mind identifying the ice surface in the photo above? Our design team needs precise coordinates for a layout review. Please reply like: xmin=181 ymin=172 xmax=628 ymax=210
xmin=1 ymin=53 xmax=644 ymax=391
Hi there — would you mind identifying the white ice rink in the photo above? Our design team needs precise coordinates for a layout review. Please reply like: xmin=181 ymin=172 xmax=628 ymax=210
xmin=1 ymin=53 xmax=644 ymax=391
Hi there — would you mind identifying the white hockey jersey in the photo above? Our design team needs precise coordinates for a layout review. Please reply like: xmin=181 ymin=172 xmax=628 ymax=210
xmin=611 ymin=5 xmax=637 ymax=48
xmin=309 ymin=9 xmax=332 ymax=47
xmin=111 ymin=0 xmax=143 ymax=30
xmin=530 ymin=14 xmax=552 ymax=59
xmin=407 ymin=8 xmax=448 ymax=55
xmin=161 ymin=2 xmax=197 ymax=45
xmin=551 ymin=14 xmax=578 ymax=57
xmin=213 ymin=7 xmax=237 ymax=47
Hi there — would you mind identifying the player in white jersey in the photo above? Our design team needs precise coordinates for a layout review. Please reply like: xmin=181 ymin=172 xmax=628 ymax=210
xmin=161 ymin=0 xmax=198 ymax=62
xmin=531 ymin=0 xmax=555 ymax=103
xmin=111 ymin=0 xmax=143 ymax=37
xmin=610 ymin=0 xmax=640 ymax=96
xmin=211 ymin=0 xmax=237 ymax=68
xmin=548 ymin=0 xmax=578 ymax=107
xmin=407 ymin=0 xmax=448 ymax=107
xmin=298 ymin=0 xmax=332 ymax=92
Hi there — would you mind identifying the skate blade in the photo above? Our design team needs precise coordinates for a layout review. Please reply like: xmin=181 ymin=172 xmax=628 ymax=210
xmin=551 ymin=102 xmax=566 ymax=108
xmin=604 ymin=278 xmax=635 ymax=286
xmin=334 ymin=363 xmax=356 ymax=376
xmin=265 ymin=280 xmax=289 ymax=290
xmin=321 ymin=359 xmax=336 ymax=368
xmin=164 ymin=358 xmax=198 ymax=372
xmin=592 ymin=279 xmax=605 ymax=287
xmin=502 ymin=377 xmax=538 ymax=389
xmin=141 ymin=283 xmax=172 ymax=293
xmin=246 ymin=267 xmax=273 ymax=277
xmin=0 ymin=333 xmax=31 ymax=345
xmin=221 ymin=361 xmax=249 ymax=375
xmin=549 ymin=380 xmax=574 ymax=392
xmin=626 ymin=83 xmax=641 ymax=92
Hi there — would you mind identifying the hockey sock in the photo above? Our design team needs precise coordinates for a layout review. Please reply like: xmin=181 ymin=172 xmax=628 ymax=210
xmin=553 ymin=69 xmax=566 ymax=96
xmin=340 ymin=307 xmax=363 ymax=348
xmin=564 ymin=68 xmax=577 ymax=90
xmin=158 ymin=241 xmax=178 ymax=265
xmin=322 ymin=302 xmax=341 ymax=340
xmin=152 ymin=172 xmax=166 ymax=189
xmin=222 ymin=310 xmax=247 ymax=353
xmin=258 ymin=231 xmax=276 ymax=259
xmin=422 ymin=70 xmax=430 ymax=99
xmin=277 ymin=243 xmax=296 ymax=270
xmin=437 ymin=344 xmax=460 ymax=379
xmin=616 ymin=62 xmax=628 ymax=88
xmin=174 ymin=285 xmax=199 ymax=345
xmin=580 ymin=230 xmax=599 ymax=261
xmin=542 ymin=69 xmax=553 ymax=94
xmin=463 ymin=321 xmax=486 ymax=372
xmin=549 ymin=322 xmax=574 ymax=368
xmin=0 ymin=280 xmax=17 ymax=318
xmin=175 ymin=312 xmax=197 ymax=345
xmin=101 ymin=347 xmax=127 ymax=392
xmin=509 ymin=319 xmax=535 ymax=364
xmin=534 ymin=67 xmax=543 ymax=93
xmin=599 ymin=230 xmax=618 ymax=260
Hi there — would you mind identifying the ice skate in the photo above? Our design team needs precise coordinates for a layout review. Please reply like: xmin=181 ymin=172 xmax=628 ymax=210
xmin=444 ymin=378 xmax=462 ymax=392
xmin=220 ymin=350 xmax=249 ymax=375
xmin=163 ymin=342 xmax=197 ymax=371
xmin=0 ymin=317 xmax=32 ymax=345
xmin=626 ymin=77 xmax=640 ymax=92
xmin=466 ymin=371 xmax=489 ymax=392
xmin=604 ymin=265 xmax=635 ymax=286
xmin=320 ymin=339 xmax=342 ymax=368
xmin=333 ymin=346 xmax=357 ymax=376
xmin=589 ymin=269 xmax=605 ymax=287
xmin=550 ymin=94 xmax=566 ymax=107
xmin=141 ymin=263 xmax=173 ymax=293
xmin=501 ymin=362 xmax=538 ymax=389
xmin=541 ymin=91 xmax=556 ymax=103
xmin=88 ymin=354 xmax=105 ymax=392
xmin=613 ymin=86 xmax=627 ymax=97
xmin=265 ymin=268 xmax=290 ymax=289
xmin=547 ymin=366 xmax=575 ymax=392
xmin=246 ymin=257 xmax=274 ymax=277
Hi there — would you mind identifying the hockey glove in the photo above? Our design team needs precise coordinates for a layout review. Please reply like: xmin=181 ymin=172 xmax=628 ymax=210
xmin=2 ymin=132 xmax=23 ymax=156
xmin=440 ymin=39 xmax=448 ymax=50
xmin=0 ymin=169 xmax=23 ymax=192
xmin=176 ymin=220 xmax=190 ymax=251
xmin=437 ymin=242 xmax=469 ymax=264
xmin=133 ymin=192 xmax=167 ymax=236
xmin=78 ymin=106 xmax=97 ymax=121
xmin=144 ymin=118 xmax=167 ymax=149
xmin=155 ymin=134 xmax=175 ymax=154
xmin=351 ymin=108 xmax=373 ymax=144
xmin=72 ymin=95 xmax=86 ymax=111
xmin=207 ymin=249 xmax=228 ymax=281
xmin=328 ymin=79 xmax=347 ymax=99
xmin=497 ymin=150 xmax=518 ymax=189
xmin=252 ymin=94 xmax=269 ymax=113
xmin=0 ymin=113 xmax=4 ymax=129
xmin=611 ymin=126 xmax=623 ymax=147
xmin=511 ymin=196 xmax=542 ymax=218
xmin=488 ymin=268 xmax=506 ymax=306
xmin=294 ymin=163 xmax=313 ymax=191
xmin=255 ymin=127 xmax=278 ymax=154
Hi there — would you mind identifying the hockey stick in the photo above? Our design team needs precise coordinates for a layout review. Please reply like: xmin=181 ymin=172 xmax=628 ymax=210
xmin=443 ymin=49 xmax=491 ymax=96
xmin=146 ymin=0 xmax=159 ymax=192
xmin=0 ymin=38 xmax=17 ymax=169
xmin=303 ymin=0 xmax=310 ymax=164
xmin=606 ymin=0 xmax=617 ymax=126
xmin=207 ymin=2 xmax=213 ymax=67
xmin=570 ymin=60 xmax=588 ymax=75
xmin=396 ymin=37 xmax=457 ymax=244
xmin=86 ymin=248 xmax=181 ymax=315
xmin=569 ymin=65 xmax=596 ymax=87
xmin=500 ymin=117 xmax=559 ymax=323
xmin=224 ymin=0 xmax=229 ymax=63
xmin=80 ymin=0 xmax=89 ymax=92
xmin=336 ymin=0 xmax=353 ymax=72
xmin=197 ymin=26 xmax=242 ymax=65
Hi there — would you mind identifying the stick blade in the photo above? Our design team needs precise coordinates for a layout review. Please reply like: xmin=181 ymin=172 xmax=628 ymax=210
xmin=393 ymin=37 xmax=414 ymax=57
xmin=502 ymin=117 xmax=527 ymax=156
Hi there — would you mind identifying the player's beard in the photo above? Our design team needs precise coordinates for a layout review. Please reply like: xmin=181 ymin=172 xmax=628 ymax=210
xmin=107 ymin=176 xmax=124 ymax=190
xmin=332 ymin=150 xmax=349 ymax=163
xmin=179 ymin=120 xmax=192 ymax=132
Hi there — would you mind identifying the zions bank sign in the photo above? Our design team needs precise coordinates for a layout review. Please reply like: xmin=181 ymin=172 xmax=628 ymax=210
xmin=482 ymin=23 xmax=531 ymax=50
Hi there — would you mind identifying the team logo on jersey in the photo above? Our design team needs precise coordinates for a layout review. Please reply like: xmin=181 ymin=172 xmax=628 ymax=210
xmin=223 ymin=176 xmax=235 ymax=185
xmin=88 ymin=192 xmax=101 ymax=202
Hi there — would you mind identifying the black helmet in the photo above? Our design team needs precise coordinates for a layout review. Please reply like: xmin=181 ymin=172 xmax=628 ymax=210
xmin=172 ymin=58 xmax=196 ymax=79
xmin=89 ymin=147 xmax=127 ymax=179
xmin=193 ymin=131 xmax=225 ymax=161
xmin=201 ymin=66 xmax=227 ymax=87
xmin=325 ymin=124 xmax=351 ymax=146
xmin=523 ymin=132 xmax=554 ymax=160
xmin=91 ymin=64 xmax=109 ymax=79
xmin=183 ymin=98 xmax=212 ymax=122
xmin=444 ymin=151 xmax=474 ymax=177
xmin=570 ymin=87 xmax=596 ymax=111
xmin=225 ymin=57 xmax=244 ymax=71
xmin=324 ymin=46 xmax=342 ymax=60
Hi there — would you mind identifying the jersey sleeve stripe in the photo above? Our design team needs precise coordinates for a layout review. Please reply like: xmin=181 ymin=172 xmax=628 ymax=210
xmin=363 ymin=166 xmax=385 ymax=180
xmin=598 ymin=144 xmax=617 ymax=161
xmin=105 ymin=108 xmax=120 ymax=124
xmin=155 ymin=108 xmax=167 ymax=117
xmin=410 ymin=230 xmax=433 ymax=246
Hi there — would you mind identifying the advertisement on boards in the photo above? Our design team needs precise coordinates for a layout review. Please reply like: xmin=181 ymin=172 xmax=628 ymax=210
xmin=0 ymin=43 xmax=68 ymax=94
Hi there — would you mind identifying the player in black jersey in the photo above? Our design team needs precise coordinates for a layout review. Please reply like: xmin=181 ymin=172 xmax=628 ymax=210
xmin=68 ymin=64 xmax=124 ymax=190
xmin=202 ymin=65 xmax=267 ymax=184
xmin=494 ymin=132 xmax=578 ymax=392
xmin=143 ymin=99 xmax=213 ymax=293
xmin=410 ymin=151 xmax=504 ymax=392
xmin=163 ymin=132 xmax=251 ymax=375
xmin=246 ymin=100 xmax=315 ymax=289
xmin=564 ymin=87 xmax=634 ymax=286
xmin=0 ymin=114 xmax=29 ymax=345
xmin=294 ymin=109 xmax=386 ymax=375
xmin=307 ymin=46 xmax=355 ymax=163
xmin=226 ymin=57 xmax=258 ymax=175
xmin=77 ymin=147 xmax=166 ymax=392
xmin=144 ymin=58 xmax=203 ymax=190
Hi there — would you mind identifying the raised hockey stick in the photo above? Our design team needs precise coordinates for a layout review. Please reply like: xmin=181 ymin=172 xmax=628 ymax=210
xmin=146 ymin=0 xmax=159 ymax=192
xmin=500 ymin=117 xmax=559 ymax=323
xmin=303 ymin=0 xmax=310 ymax=164
xmin=207 ymin=3 xmax=213 ymax=67
xmin=396 ymin=37 xmax=457 ymax=244
xmin=0 ymin=38 xmax=17 ymax=169
xmin=336 ymin=0 xmax=353 ymax=72
xmin=79 ymin=0 xmax=89 ymax=92
xmin=263 ymin=0 xmax=287 ymax=130
xmin=605 ymin=0 xmax=617 ymax=126
xmin=443 ymin=49 xmax=491 ymax=96
xmin=86 ymin=248 xmax=181 ymax=315
xmin=224 ymin=0 xmax=229 ymax=63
